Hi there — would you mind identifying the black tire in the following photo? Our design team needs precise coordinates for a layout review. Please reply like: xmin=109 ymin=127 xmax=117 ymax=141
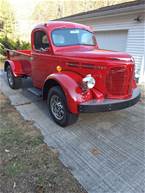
xmin=6 ymin=65 xmax=22 ymax=89
xmin=47 ymin=86 xmax=78 ymax=127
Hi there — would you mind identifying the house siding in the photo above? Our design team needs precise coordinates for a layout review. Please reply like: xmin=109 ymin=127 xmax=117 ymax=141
xmin=127 ymin=21 xmax=145 ymax=82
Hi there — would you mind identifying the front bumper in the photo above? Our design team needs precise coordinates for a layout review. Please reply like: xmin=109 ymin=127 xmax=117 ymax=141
xmin=79 ymin=88 xmax=141 ymax=113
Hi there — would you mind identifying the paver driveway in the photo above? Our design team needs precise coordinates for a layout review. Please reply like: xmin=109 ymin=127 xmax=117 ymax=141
xmin=0 ymin=70 xmax=145 ymax=193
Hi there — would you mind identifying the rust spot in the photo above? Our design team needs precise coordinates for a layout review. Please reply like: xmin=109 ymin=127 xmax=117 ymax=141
xmin=90 ymin=147 xmax=101 ymax=156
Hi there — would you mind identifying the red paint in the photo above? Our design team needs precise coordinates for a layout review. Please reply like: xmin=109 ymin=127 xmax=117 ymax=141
xmin=5 ymin=21 xmax=137 ymax=113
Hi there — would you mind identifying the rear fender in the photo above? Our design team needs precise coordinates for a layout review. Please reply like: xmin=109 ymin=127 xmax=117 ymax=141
xmin=43 ymin=71 xmax=92 ymax=113
xmin=4 ymin=60 xmax=23 ymax=77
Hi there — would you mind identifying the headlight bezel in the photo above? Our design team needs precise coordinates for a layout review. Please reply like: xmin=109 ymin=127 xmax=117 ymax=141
xmin=82 ymin=74 xmax=96 ymax=91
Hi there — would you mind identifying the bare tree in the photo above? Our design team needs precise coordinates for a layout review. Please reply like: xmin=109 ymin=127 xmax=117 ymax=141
xmin=31 ymin=0 xmax=133 ymax=22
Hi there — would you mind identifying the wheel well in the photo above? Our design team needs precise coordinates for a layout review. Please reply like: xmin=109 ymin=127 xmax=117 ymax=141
xmin=43 ymin=79 xmax=62 ymax=100
xmin=4 ymin=61 xmax=10 ymax=71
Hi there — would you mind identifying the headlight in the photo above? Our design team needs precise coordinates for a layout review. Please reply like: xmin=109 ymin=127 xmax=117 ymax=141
xmin=82 ymin=74 xmax=96 ymax=89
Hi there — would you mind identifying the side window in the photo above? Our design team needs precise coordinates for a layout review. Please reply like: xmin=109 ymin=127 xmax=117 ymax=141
xmin=34 ymin=31 xmax=49 ymax=50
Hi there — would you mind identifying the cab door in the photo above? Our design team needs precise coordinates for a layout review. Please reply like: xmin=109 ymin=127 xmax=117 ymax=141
xmin=31 ymin=30 xmax=54 ymax=88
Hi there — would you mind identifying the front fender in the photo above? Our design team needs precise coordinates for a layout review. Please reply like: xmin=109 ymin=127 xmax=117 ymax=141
xmin=4 ymin=60 xmax=23 ymax=77
xmin=43 ymin=71 xmax=93 ymax=113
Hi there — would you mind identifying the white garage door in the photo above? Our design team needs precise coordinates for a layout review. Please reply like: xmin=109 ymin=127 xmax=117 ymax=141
xmin=95 ymin=30 xmax=128 ymax=52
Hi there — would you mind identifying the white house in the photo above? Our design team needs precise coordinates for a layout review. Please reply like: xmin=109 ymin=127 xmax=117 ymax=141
xmin=56 ymin=0 xmax=145 ymax=83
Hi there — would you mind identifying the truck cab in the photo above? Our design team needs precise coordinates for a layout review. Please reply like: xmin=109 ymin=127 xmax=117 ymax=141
xmin=4 ymin=21 xmax=141 ymax=126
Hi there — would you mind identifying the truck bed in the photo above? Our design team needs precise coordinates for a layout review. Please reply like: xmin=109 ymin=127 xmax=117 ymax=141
xmin=6 ymin=49 xmax=32 ymax=77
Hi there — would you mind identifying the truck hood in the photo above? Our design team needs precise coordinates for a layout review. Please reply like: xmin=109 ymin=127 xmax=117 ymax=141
xmin=55 ymin=48 xmax=134 ymax=99
xmin=56 ymin=48 xmax=132 ymax=62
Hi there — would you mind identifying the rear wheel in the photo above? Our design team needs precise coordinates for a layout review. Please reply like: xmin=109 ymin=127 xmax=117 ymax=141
xmin=47 ymin=86 xmax=78 ymax=127
xmin=6 ymin=65 xmax=22 ymax=89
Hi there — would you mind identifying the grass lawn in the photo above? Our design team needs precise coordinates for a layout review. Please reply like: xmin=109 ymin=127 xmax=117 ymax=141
xmin=0 ymin=92 xmax=86 ymax=193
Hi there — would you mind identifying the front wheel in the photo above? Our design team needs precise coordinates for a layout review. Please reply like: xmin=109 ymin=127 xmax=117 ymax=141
xmin=6 ymin=65 xmax=22 ymax=89
xmin=47 ymin=86 xmax=78 ymax=127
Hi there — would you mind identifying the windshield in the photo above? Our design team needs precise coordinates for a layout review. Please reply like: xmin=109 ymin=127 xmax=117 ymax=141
xmin=52 ymin=28 xmax=96 ymax=47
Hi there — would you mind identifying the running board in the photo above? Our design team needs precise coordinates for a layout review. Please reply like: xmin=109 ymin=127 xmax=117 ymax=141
xmin=27 ymin=87 xmax=42 ymax=97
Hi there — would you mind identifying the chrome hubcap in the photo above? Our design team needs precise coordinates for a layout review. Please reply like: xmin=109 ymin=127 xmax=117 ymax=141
xmin=7 ymin=68 xmax=14 ymax=86
xmin=50 ymin=95 xmax=65 ymax=120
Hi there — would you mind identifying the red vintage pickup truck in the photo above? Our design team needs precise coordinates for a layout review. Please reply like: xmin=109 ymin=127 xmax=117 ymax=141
xmin=4 ymin=21 xmax=141 ymax=126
